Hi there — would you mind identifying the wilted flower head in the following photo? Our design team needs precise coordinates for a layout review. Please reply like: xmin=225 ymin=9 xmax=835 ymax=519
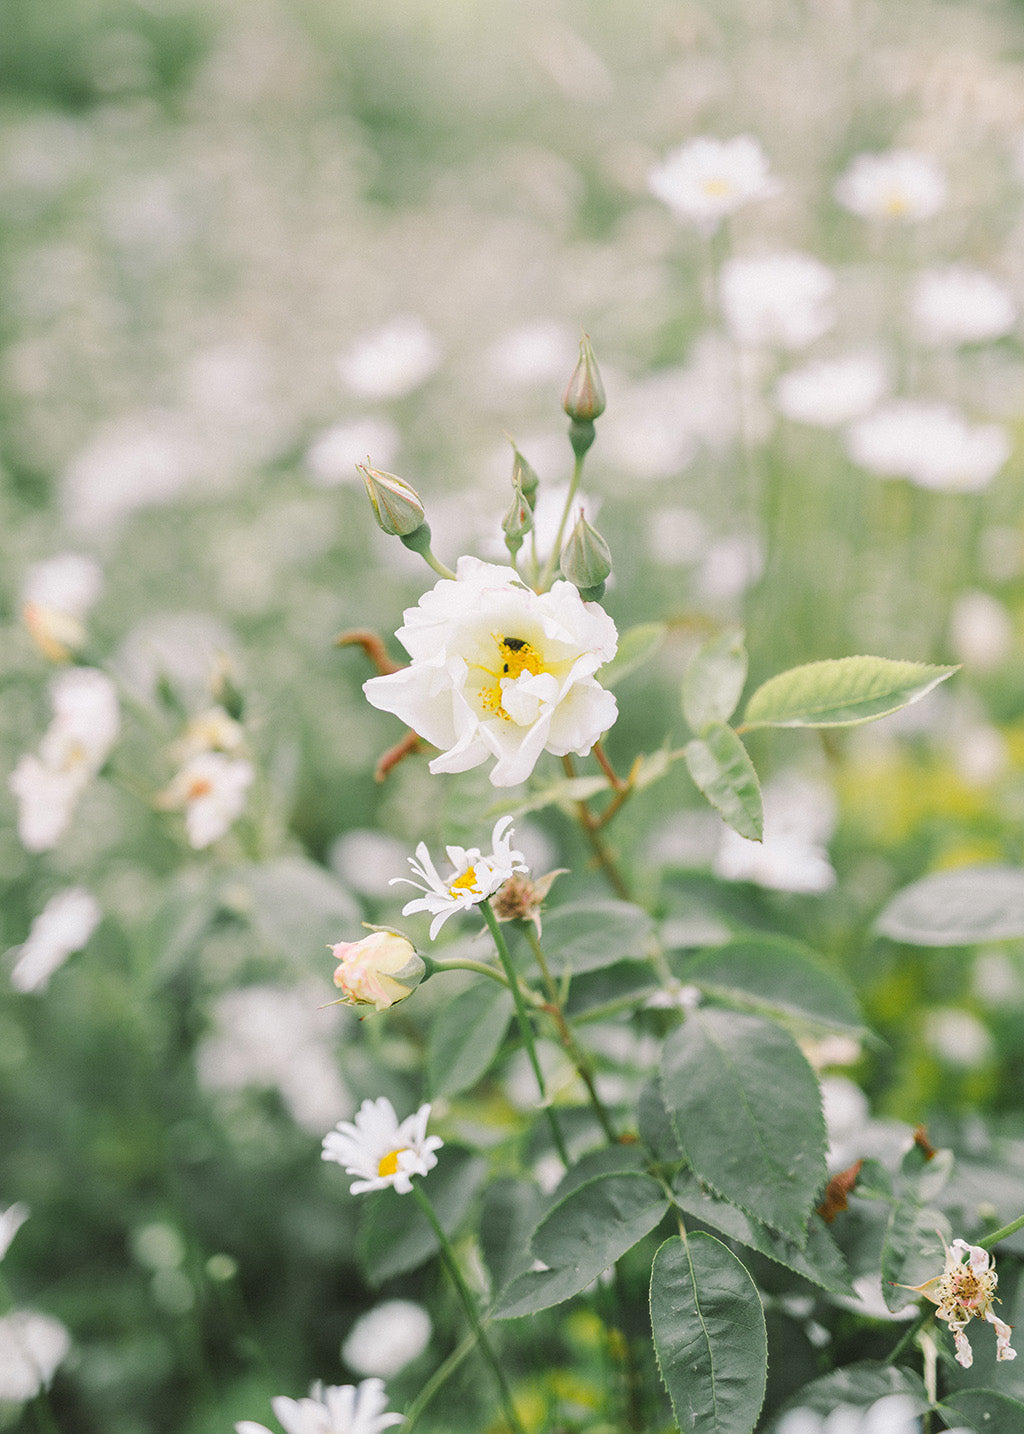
xmin=905 ymin=1237 xmax=1015 ymax=1368
xmin=235 ymin=1377 xmax=404 ymax=1434
xmin=330 ymin=931 xmax=425 ymax=1012
xmin=10 ymin=887 xmax=101 ymax=993
xmin=322 ymin=1097 xmax=442 ymax=1195
xmin=648 ymin=135 xmax=778 ymax=232
xmin=392 ymin=815 xmax=528 ymax=939
xmin=834 ymin=148 xmax=947 ymax=222
xmin=719 ymin=252 xmax=836 ymax=351
xmin=911 ymin=265 xmax=1017 ymax=347
xmin=363 ymin=557 xmax=618 ymax=787
xmin=9 ymin=666 xmax=120 ymax=851
xmin=845 ymin=400 xmax=1010 ymax=492
xmin=489 ymin=867 xmax=565 ymax=936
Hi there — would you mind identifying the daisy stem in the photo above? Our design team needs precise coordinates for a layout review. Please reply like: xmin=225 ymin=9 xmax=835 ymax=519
xmin=480 ymin=899 xmax=571 ymax=1167
xmin=979 ymin=1212 xmax=1024 ymax=1249
xmin=410 ymin=1183 xmax=527 ymax=1434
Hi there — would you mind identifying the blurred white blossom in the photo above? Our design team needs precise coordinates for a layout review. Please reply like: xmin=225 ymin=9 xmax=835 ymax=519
xmin=834 ymin=148 xmax=947 ymax=221
xmin=714 ymin=771 xmax=836 ymax=892
xmin=948 ymin=590 xmax=1013 ymax=670
xmin=197 ymin=984 xmax=350 ymax=1134
xmin=9 ymin=667 xmax=120 ymax=851
xmin=10 ymin=887 xmax=101 ymax=993
xmin=648 ymin=135 xmax=778 ymax=231
xmin=158 ymin=751 xmax=254 ymax=849
xmin=21 ymin=551 xmax=103 ymax=661
xmin=845 ymin=400 xmax=1011 ymax=491
xmin=775 ymin=351 xmax=889 ymax=428
xmin=336 ymin=317 xmax=441 ymax=399
xmin=305 ymin=417 xmax=401 ymax=489
xmin=342 ymin=1300 xmax=431 ymax=1378
xmin=0 ymin=1204 xmax=29 ymax=1262
xmin=911 ymin=264 xmax=1016 ymax=346
xmin=719 ymin=252 xmax=836 ymax=350
xmin=0 ymin=1310 xmax=71 ymax=1402
xmin=777 ymin=1393 xmax=924 ymax=1434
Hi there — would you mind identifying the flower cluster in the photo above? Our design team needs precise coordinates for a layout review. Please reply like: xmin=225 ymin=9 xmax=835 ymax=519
xmin=156 ymin=705 xmax=254 ymax=849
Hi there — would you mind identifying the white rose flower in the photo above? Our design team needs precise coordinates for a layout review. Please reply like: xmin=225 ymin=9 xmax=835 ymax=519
xmin=363 ymin=557 xmax=618 ymax=787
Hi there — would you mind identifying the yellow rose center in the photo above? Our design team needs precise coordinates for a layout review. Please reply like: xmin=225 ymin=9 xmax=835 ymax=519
xmin=478 ymin=636 xmax=547 ymax=722
xmin=884 ymin=192 xmax=908 ymax=216
xmin=701 ymin=176 xmax=733 ymax=197
xmin=378 ymin=1148 xmax=406 ymax=1178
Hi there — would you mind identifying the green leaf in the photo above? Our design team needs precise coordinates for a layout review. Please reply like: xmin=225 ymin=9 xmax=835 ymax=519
xmin=427 ymin=980 xmax=513 ymax=1098
xmin=492 ymin=1171 xmax=668 ymax=1319
xmin=670 ymin=1164 xmax=854 ymax=1296
xmin=357 ymin=1146 xmax=486 ymax=1285
xmin=600 ymin=621 xmax=666 ymax=688
xmin=938 ymin=1388 xmax=1024 ymax=1434
xmin=767 ymin=1364 xmax=929 ymax=1429
xmin=880 ymin=1144 xmax=953 ymax=1312
xmin=877 ymin=865 xmax=1024 ymax=945
xmin=742 ymin=656 xmax=955 ymax=730
xmin=684 ymin=724 xmax=763 ymax=841
xmin=650 ymin=1232 xmax=767 ymax=1434
xmin=661 ymin=1010 xmax=827 ymax=1243
xmin=536 ymin=900 xmax=654 ymax=975
xmin=681 ymin=936 xmax=863 ymax=1034
xmin=682 ymin=627 xmax=748 ymax=734
xmin=479 ymin=1178 xmax=545 ymax=1297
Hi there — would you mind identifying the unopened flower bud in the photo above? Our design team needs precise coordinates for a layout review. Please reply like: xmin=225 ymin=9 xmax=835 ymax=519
xmin=330 ymin=930 xmax=426 ymax=1012
xmin=510 ymin=442 xmax=540 ymax=502
xmin=562 ymin=334 xmax=606 ymax=424
xmin=358 ymin=463 xmax=427 ymax=538
xmin=560 ymin=510 xmax=612 ymax=600
xmin=502 ymin=479 xmax=533 ymax=558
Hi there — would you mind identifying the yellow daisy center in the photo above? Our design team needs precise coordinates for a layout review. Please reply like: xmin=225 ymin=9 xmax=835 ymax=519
xmin=884 ymin=191 xmax=908 ymax=216
xmin=701 ymin=176 xmax=733 ymax=197
xmin=449 ymin=864 xmax=480 ymax=895
xmin=478 ymin=635 xmax=547 ymax=721
xmin=378 ymin=1148 xmax=406 ymax=1178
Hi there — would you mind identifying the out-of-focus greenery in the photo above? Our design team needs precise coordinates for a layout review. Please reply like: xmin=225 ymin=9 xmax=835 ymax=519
xmin=4 ymin=0 xmax=1024 ymax=1430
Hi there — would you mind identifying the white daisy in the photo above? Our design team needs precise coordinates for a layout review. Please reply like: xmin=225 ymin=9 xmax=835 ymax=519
xmin=236 ymin=1377 xmax=404 ymax=1434
xmin=911 ymin=264 xmax=1017 ymax=347
xmin=648 ymin=135 xmax=779 ymax=232
xmin=719 ymin=251 xmax=836 ymax=351
xmin=391 ymin=816 xmax=529 ymax=939
xmin=834 ymin=149 xmax=947 ymax=222
xmin=322 ymin=1097 xmax=443 ymax=1196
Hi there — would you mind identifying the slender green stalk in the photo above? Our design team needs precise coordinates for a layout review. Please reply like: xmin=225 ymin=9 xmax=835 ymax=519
xmin=560 ymin=754 xmax=632 ymax=900
xmin=428 ymin=956 xmax=517 ymax=989
xmin=979 ymin=1212 xmax=1024 ymax=1249
xmin=403 ymin=1331 xmax=479 ymax=1430
xmin=537 ymin=449 xmax=586 ymax=592
xmin=524 ymin=927 xmax=618 ymax=1143
xmin=410 ymin=1183 xmax=527 ymax=1434
xmin=480 ymin=900 xmax=571 ymax=1166
xmin=420 ymin=546 xmax=457 ymax=580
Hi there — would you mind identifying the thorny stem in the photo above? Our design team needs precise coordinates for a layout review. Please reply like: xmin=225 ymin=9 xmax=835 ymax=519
xmin=524 ymin=926 xmax=618 ymax=1143
xmin=410 ymin=1184 xmax=527 ymax=1434
xmin=480 ymin=900 xmax=571 ymax=1168
xmin=561 ymin=754 xmax=632 ymax=900
xmin=593 ymin=739 xmax=627 ymax=791
xmin=334 ymin=628 xmax=402 ymax=674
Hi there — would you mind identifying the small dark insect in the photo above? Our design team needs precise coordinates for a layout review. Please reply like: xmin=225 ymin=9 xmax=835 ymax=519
xmin=503 ymin=637 xmax=527 ymax=651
